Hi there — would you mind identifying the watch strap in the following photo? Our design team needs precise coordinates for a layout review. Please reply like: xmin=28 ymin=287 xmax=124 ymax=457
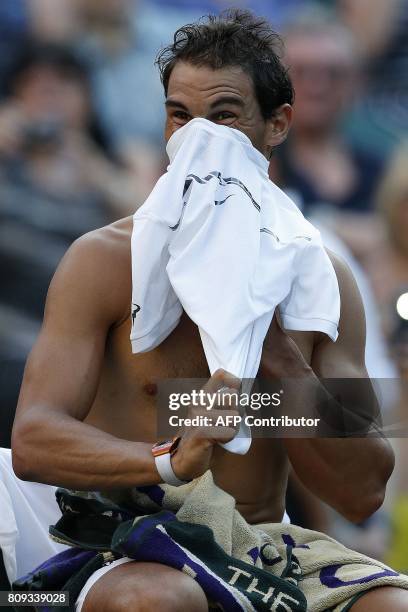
xmin=154 ymin=451 xmax=189 ymax=487
xmin=152 ymin=437 xmax=190 ymax=487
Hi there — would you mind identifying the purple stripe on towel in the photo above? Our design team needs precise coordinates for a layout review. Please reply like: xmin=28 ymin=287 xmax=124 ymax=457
xmin=248 ymin=547 xmax=259 ymax=564
xmin=320 ymin=564 xmax=399 ymax=588
xmin=120 ymin=512 xmax=176 ymax=552
xmin=122 ymin=523 xmax=246 ymax=611
xmin=282 ymin=534 xmax=310 ymax=550
xmin=16 ymin=548 xmax=96 ymax=585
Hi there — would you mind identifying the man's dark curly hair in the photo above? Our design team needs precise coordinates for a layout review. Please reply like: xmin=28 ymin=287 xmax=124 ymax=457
xmin=156 ymin=9 xmax=294 ymax=120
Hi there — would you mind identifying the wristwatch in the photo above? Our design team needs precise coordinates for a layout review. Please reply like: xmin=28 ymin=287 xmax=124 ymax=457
xmin=152 ymin=436 xmax=190 ymax=487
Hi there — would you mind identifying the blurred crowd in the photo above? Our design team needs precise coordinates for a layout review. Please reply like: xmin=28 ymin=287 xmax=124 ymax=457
xmin=0 ymin=0 xmax=407 ymax=572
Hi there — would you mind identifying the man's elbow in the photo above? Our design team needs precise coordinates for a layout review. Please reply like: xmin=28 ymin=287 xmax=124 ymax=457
xmin=341 ymin=487 xmax=386 ymax=524
xmin=341 ymin=447 xmax=394 ymax=524
xmin=11 ymin=418 xmax=41 ymax=481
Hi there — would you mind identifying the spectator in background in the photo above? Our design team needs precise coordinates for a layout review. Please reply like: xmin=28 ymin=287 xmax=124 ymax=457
xmin=0 ymin=42 xmax=142 ymax=445
xmin=71 ymin=0 xmax=168 ymax=152
xmin=273 ymin=7 xmax=384 ymax=219
xmin=28 ymin=0 xmax=176 ymax=182
xmin=0 ymin=42 xmax=143 ymax=234
xmin=30 ymin=0 xmax=190 ymax=151
xmin=338 ymin=0 xmax=401 ymax=62
xmin=338 ymin=0 xmax=408 ymax=157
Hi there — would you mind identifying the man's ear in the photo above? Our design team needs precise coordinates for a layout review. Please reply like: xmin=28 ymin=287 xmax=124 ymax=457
xmin=263 ymin=104 xmax=293 ymax=158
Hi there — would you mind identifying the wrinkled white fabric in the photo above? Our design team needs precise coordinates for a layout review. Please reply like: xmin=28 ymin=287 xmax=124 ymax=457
xmin=0 ymin=448 xmax=67 ymax=583
xmin=130 ymin=119 xmax=340 ymax=454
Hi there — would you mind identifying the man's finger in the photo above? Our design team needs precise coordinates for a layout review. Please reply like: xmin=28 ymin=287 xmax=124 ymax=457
xmin=203 ymin=369 xmax=241 ymax=394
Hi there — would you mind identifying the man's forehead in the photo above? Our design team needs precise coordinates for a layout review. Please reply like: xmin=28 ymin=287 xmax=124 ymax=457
xmin=166 ymin=61 xmax=254 ymax=101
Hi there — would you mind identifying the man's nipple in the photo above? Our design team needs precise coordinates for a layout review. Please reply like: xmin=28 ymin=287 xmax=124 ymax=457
xmin=143 ymin=382 xmax=158 ymax=397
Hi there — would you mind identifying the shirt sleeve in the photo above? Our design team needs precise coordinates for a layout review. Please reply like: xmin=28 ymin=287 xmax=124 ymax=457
xmin=279 ymin=233 xmax=340 ymax=342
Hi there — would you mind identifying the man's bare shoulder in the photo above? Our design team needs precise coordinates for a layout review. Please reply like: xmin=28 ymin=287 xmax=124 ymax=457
xmin=61 ymin=216 xmax=132 ymax=290
xmin=326 ymin=249 xmax=362 ymax=308
xmin=73 ymin=215 xmax=133 ymax=260
xmin=46 ymin=216 xmax=133 ymax=328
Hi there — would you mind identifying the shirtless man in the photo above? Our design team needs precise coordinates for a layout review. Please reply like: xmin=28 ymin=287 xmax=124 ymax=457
xmin=11 ymin=10 xmax=408 ymax=612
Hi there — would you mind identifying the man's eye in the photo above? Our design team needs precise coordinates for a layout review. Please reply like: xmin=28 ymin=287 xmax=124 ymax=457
xmin=214 ymin=111 xmax=235 ymax=122
xmin=173 ymin=111 xmax=191 ymax=120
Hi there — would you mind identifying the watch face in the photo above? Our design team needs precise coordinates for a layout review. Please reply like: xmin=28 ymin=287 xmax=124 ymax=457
xmin=152 ymin=436 xmax=181 ymax=457
xmin=152 ymin=440 xmax=174 ymax=457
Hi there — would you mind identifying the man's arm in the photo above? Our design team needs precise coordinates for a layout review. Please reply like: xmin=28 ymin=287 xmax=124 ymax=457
xmin=12 ymin=227 xmax=238 ymax=490
xmin=261 ymin=252 xmax=394 ymax=523
xmin=11 ymin=230 xmax=163 ymax=490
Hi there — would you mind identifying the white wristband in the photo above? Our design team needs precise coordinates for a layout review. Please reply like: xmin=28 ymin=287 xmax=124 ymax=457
xmin=154 ymin=452 xmax=190 ymax=487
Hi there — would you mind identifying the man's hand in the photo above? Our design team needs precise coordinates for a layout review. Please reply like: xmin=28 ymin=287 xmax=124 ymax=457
xmin=171 ymin=369 xmax=241 ymax=481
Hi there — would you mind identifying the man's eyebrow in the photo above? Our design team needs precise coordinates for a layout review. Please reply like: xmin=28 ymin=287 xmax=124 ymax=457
xmin=165 ymin=99 xmax=189 ymax=110
xmin=209 ymin=96 xmax=245 ymax=109
xmin=165 ymin=96 xmax=245 ymax=110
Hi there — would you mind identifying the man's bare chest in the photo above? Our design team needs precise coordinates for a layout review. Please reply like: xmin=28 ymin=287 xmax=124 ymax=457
xmin=85 ymin=313 xmax=210 ymax=436
xmin=86 ymin=309 xmax=315 ymax=441
xmin=110 ymin=311 xmax=210 ymax=382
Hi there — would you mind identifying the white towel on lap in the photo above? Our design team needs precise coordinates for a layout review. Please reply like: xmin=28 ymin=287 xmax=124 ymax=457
xmin=130 ymin=119 xmax=340 ymax=453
